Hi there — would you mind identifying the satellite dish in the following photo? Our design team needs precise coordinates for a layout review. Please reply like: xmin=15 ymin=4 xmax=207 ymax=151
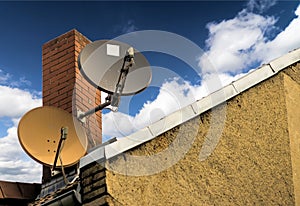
xmin=78 ymin=40 xmax=152 ymax=96
xmin=18 ymin=106 xmax=87 ymax=168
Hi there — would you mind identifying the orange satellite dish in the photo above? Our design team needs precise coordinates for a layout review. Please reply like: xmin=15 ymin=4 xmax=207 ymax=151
xmin=18 ymin=106 xmax=87 ymax=167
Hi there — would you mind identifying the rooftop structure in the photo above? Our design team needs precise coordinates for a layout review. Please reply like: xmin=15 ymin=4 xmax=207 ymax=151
xmin=20 ymin=29 xmax=300 ymax=205
xmin=0 ymin=181 xmax=40 ymax=206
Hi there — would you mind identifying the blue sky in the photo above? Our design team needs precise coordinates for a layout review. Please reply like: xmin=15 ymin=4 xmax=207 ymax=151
xmin=0 ymin=0 xmax=300 ymax=183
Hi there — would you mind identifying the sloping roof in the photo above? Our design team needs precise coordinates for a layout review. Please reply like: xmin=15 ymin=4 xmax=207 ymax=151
xmin=80 ymin=48 xmax=300 ymax=168
xmin=0 ymin=181 xmax=40 ymax=204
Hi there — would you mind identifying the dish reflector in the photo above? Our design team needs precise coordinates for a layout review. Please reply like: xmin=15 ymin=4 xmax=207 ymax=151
xmin=18 ymin=106 xmax=87 ymax=167
xmin=78 ymin=40 xmax=152 ymax=95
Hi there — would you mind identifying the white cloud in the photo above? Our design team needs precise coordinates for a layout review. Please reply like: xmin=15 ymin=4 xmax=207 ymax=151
xmin=103 ymin=78 xmax=198 ymax=139
xmin=0 ymin=69 xmax=32 ymax=87
xmin=10 ymin=76 xmax=32 ymax=87
xmin=0 ymin=85 xmax=41 ymax=118
xmin=0 ymin=69 xmax=11 ymax=84
xmin=0 ymin=84 xmax=42 ymax=183
xmin=199 ymin=10 xmax=276 ymax=74
xmin=199 ymin=3 xmax=300 ymax=74
xmin=297 ymin=4 xmax=300 ymax=16
xmin=0 ymin=121 xmax=42 ymax=183
xmin=247 ymin=0 xmax=277 ymax=13
xmin=103 ymin=112 xmax=135 ymax=138
xmin=254 ymin=4 xmax=300 ymax=63
xmin=102 ymin=71 xmax=250 ymax=140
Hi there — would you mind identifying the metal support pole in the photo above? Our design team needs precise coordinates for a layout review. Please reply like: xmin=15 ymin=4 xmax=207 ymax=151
xmin=52 ymin=127 xmax=68 ymax=171
xmin=77 ymin=47 xmax=135 ymax=118
xmin=77 ymin=101 xmax=111 ymax=120
xmin=111 ymin=48 xmax=134 ymax=109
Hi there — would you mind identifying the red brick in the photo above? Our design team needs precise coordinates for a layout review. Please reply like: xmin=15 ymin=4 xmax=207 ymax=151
xmin=43 ymin=31 xmax=76 ymax=54
xmin=43 ymin=51 xmax=75 ymax=70
xmin=43 ymin=56 xmax=74 ymax=73
xmin=43 ymin=29 xmax=102 ymax=158
xmin=43 ymin=42 xmax=74 ymax=62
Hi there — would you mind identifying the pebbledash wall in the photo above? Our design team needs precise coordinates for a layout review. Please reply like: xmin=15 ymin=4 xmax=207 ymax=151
xmin=40 ymin=29 xmax=300 ymax=205
xmin=104 ymin=70 xmax=300 ymax=205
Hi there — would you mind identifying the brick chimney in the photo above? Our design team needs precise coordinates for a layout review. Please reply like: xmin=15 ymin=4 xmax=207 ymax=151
xmin=42 ymin=29 xmax=102 ymax=183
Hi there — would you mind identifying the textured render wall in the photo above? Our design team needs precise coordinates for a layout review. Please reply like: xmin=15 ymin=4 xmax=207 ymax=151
xmin=284 ymin=70 xmax=300 ymax=206
xmin=284 ymin=62 xmax=300 ymax=85
xmin=105 ymin=69 xmax=298 ymax=205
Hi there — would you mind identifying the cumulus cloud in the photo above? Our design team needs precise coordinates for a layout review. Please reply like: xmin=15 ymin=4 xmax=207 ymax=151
xmin=199 ymin=10 xmax=276 ymax=73
xmin=0 ymin=86 xmax=41 ymax=118
xmin=199 ymin=3 xmax=300 ymax=74
xmin=0 ymin=121 xmax=42 ymax=183
xmin=102 ymin=71 xmax=249 ymax=140
xmin=103 ymin=79 xmax=195 ymax=138
xmin=0 ymin=82 xmax=42 ymax=183
xmin=254 ymin=5 xmax=300 ymax=63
